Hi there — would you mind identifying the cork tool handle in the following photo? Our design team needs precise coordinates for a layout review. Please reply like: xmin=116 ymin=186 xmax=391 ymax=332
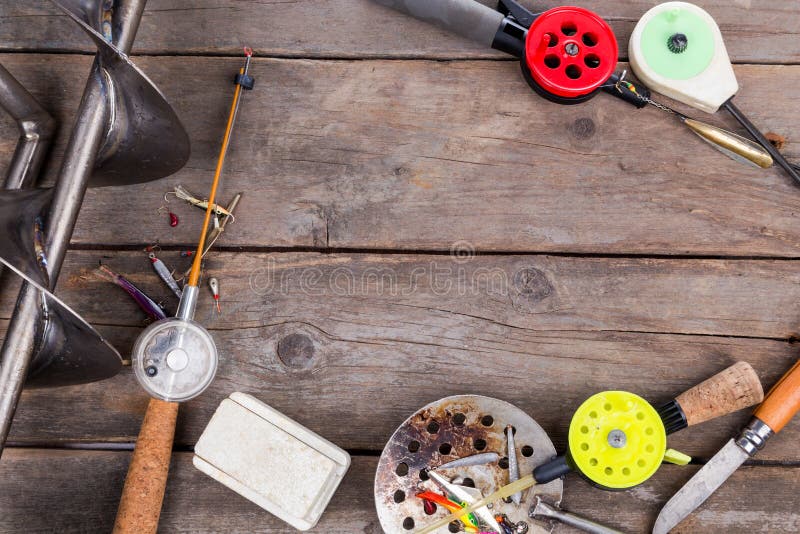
xmin=754 ymin=359 xmax=800 ymax=433
xmin=660 ymin=362 xmax=764 ymax=434
xmin=113 ymin=399 xmax=179 ymax=534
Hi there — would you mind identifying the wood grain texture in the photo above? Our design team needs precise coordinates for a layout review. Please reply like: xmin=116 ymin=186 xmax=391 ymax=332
xmin=1 ymin=449 xmax=799 ymax=533
xmin=4 ymin=252 xmax=800 ymax=459
xmin=5 ymin=250 xmax=800 ymax=340
xmin=0 ymin=1 xmax=798 ymax=63
xmin=1 ymin=54 xmax=799 ymax=255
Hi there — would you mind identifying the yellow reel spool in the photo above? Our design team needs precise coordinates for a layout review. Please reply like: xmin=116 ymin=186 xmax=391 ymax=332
xmin=568 ymin=391 xmax=666 ymax=489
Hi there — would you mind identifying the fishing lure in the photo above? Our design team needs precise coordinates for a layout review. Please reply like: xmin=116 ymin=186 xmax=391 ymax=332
xmin=147 ymin=250 xmax=183 ymax=298
xmin=610 ymin=75 xmax=773 ymax=169
xmin=95 ymin=265 xmax=166 ymax=322
xmin=209 ymin=277 xmax=221 ymax=314
xmin=416 ymin=492 xmax=479 ymax=532
xmin=178 ymin=193 xmax=242 ymax=281
xmin=167 ymin=185 xmax=233 ymax=218
xmin=505 ymin=426 xmax=521 ymax=505
xmin=435 ymin=452 xmax=500 ymax=471
xmin=169 ymin=212 xmax=179 ymax=227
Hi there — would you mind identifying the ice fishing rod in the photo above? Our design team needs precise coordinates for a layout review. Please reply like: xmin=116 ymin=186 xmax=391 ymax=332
xmin=411 ymin=362 xmax=763 ymax=534
xmin=373 ymin=0 xmax=774 ymax=171
xmin=629 ymin=1 xmax=800 ymax=185
xmin=113 ymin=49 xmax=254 ymax=534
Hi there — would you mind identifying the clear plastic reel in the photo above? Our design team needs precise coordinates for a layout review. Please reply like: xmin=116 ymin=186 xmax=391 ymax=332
xmin=132 ymin=318 xmax=218 ymax=402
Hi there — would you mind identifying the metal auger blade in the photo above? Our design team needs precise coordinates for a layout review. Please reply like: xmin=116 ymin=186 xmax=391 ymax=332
xmin=25 ymin=291 xmax=122 ymax=387
xmin=0 ymin=187 xmax=123 ymax=386
xmin=53 ymin=0 xmax=191 ymax=187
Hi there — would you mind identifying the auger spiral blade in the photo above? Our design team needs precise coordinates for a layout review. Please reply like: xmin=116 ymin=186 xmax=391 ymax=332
xmin=0 ymin=187 xmax=122 ymax=386
xmin=53 ymin=0 xmax=191 ymax=187
xmin=26 ymin=291 xmax=122 ymax=387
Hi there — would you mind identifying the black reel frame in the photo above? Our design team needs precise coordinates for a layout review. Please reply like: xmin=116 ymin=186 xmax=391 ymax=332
xmin=492 ymin=0 xmax=649 ymax=107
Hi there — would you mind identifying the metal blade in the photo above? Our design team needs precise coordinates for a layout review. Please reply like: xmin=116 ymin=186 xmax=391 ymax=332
xmin=53 ymin=0 xmax=191 ymax=187
xmin=0 ymin=189 xmax=54 ymax=288
xmin=0 ymin=188 xmax=122 ymax=386
xmin=653 ymin=439 xmax=749 ymax=534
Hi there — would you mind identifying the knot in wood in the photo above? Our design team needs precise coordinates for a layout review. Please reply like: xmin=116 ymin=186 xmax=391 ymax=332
xmin=513 ymin=267 xmax=553 ymax=302
xmin=569 ymin=117 xmax=596 ymax=140
xmin=277 ymin=333 xmax=316 ymax=369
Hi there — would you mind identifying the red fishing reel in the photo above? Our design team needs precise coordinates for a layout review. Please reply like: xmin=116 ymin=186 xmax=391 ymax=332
xmin=521 ymin=6 xmax=618 ymax=104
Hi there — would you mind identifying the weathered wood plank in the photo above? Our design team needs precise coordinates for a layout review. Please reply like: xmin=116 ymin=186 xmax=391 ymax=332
xmin=4 ymin=251 xmax=800 ymax=457
xmin=0 ymin=1 xmax=798 ymax=64
xmin=1 ymin=450 xmax=798 ymax=533
xmin=3 ymin=251 xmax=800 ymax=340
xmin=5 ymin=269 xmax=800 ymax=459
xmin=1 ymin=54 xmax=799 ymax=255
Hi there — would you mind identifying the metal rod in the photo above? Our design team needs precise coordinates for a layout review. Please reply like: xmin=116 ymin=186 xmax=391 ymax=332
xmin=0 ymin=63 xmax=56 ymax=189
xmin=0 ymin=0 xmax=148 ymax=457
xmin=722 ymin=99 xmax=800 ymax=186
xmin=531 ymin=498 xmax=625 ymax=534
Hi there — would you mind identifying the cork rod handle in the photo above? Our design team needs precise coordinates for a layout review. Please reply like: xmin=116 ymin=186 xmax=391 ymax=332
xmin=676 ymin=361 xmax=764 ymax=427
xmin=113 ymin=399 xmax=179 ymax=534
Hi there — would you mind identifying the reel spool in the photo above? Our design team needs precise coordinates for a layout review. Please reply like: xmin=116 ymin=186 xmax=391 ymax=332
xmin=567 ymin=391 xmax=686 ymax=490
xmin=521 ymin=6 xmax=618 ymax=104
xmin=629 ymin=2 xmax=738 ymax=113
xmin=131 ymin=317 xmax=218 ymax=402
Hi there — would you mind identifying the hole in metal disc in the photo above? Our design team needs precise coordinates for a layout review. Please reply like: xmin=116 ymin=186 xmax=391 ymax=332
xmin=408 ymin=440 xmax=420 ymax=453
xmin=462 ymin=478 xmax=475 ymax=488
xmin=521 ymin=445 xmax=534 ymax=457
xmin=453 ymin=413 xmax=466 ymax=425
xmin=481 ymin=415 xmax=494 ymax=427
xmin=403 ymin=517 xmax=415 ymax=530
xmin=449 ymin=522 xmax=461 ymax=533
xmin=438 ymin=443 xmax=452 ymax=455
xmin=474 ymin=438 xmax=487 ymax=451
xmin=395 ymin=462 xmax=409 ymax=476
xmin=427 ymin=421 xmax=440 ymax=434
xmin=499 ymin=457 xmax=510 ymax=469
xmin=419 ymin=469 xmax=430 ymax=481
xmin=394 ymin=489 xmax=406 ymax=503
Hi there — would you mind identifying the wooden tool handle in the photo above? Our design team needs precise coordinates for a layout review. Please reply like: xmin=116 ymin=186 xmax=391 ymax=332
xmin=755 ymin=359 xmax=800 ymax=433
xmin=113 ymin=399 xmax=179 ymax=534
xmin=676 ymin=361 xmax=764 ymax=427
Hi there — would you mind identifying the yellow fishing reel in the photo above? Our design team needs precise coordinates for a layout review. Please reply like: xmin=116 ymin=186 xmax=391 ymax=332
xmin=567 ymin=391 xmax=689 ymax=489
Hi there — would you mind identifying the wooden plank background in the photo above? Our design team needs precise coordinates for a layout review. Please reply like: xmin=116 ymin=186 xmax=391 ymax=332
xmin=1 ymin=0 xmax=799 ymax=532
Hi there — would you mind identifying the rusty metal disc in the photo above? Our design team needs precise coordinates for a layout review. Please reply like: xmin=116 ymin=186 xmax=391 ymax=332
xmin=375 ymin=395 xmax=563 ymax=534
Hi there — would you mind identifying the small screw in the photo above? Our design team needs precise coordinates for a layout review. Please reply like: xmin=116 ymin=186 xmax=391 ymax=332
xmin=565 ymin=43 xmax=580 ymax=56
xmin=145 ymin=365 xmax=158 ymax=377
xmin=607 ymin=429 xmax=627 ymax=448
